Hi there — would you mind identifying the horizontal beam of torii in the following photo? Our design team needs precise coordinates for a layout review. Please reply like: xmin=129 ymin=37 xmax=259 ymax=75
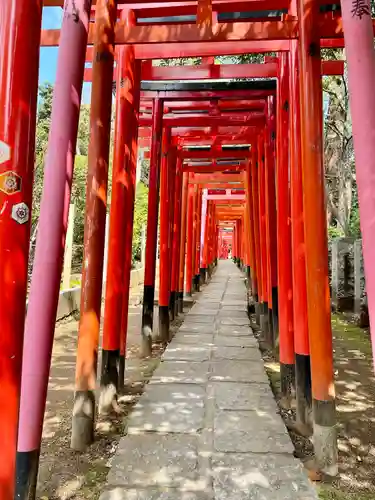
xmin=40 ymin=15 xmax=372 ymax=47
xmin=139 ymin=113 xmax=265 ymax=127
xmin=143 ymin=149 xmax=250 ymax=160
xmin=141 ymin=100 xmax=266 ymax=112
xmin=138 ymin=125 xmax=258 ymax=138
xmin=183 ymin=164 xmax=246 ymax=172
xmin=189 ymin=173 xmax=245 ymax=183
xmin=207 ymin=195 xmax=246 ymax=200
xmin=137 ymin=135 xmax=254 ymax=147
xmin=191 ymin=183 xmax=245 ymax=189
xmin=83 ymin=60 xmax=344 ymax=82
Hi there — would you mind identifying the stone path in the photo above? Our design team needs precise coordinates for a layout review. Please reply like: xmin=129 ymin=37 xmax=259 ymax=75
xmin=100 ymin=260 xmax=318 ymax=500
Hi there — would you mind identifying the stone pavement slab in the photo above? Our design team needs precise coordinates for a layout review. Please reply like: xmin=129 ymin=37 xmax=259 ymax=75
xmin=179 ymin=323 xmax=216 ymax=334
xmin=213 ymin=346 xmax=262 ymax=361
xmin=127 ymin=397 xmax=205 ymax=434
xmin=149 ymin=361 xmax=210 ymax=385
xmin=162 ymin=344 xmax=211 ymax=362
xmin=174 ymin=332 xmax=214 ymax=345
xmin=107 ymin=434 xmax=200 ymax=488
xmin=101 ymin=489 xmax=213 ymax=500
xmin=185 ymin=314 xmax=217 ymax=323
xmin=214 ymin=335 xmax=257 ymax=348
xmin=212 ymin=453 xmax=318 ymax=500
xmin=217 ymin=325 xmax=253 ymax=336
xmin=100 ymin=260 xmax=317 ymax=500
xmin=210 ymin=360 xmax=270 ymax=384
xmin=219 ymin=317 xmax=251 ymax=326
xmin=214 ymin=410 xmax=294 ymax=453
xmin=213 ymin=382 xmax=279 ymax=412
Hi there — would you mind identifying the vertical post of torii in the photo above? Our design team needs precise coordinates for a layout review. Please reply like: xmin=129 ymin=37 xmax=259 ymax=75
xmin=0 ymin=1 xmax=42 ymax=497
xmin=341 ymin=0 xmax=375 ymax=371
xmin=141 ymin=98 xmax=163 ymax=356
xmin=298 ymin=0 xmax=337 ymax=474
xmin=71 ymin=0 xmax=117 ymax=449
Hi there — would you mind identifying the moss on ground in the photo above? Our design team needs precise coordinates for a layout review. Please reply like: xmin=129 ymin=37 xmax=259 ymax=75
xmin=331 ymin=314 xmax=372 ymax=357
xmin=318 ymin=486 xmax=375 ymax=500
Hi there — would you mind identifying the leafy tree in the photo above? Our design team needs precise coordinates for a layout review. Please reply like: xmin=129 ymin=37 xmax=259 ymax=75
xmin=132 ymin=182 xmax=149 ymax=264
xmin=32 ymin=83 xmax=54 ymax=225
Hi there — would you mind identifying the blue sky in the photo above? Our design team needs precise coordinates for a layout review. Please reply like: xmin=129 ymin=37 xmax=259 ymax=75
xmin=40 ymin=7 xmax=91 ymax=103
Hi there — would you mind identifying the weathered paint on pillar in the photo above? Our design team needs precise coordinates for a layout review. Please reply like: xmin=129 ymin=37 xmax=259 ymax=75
xmin=341 ymin=0 xmax=375 ymax=368
xmin=141 ymin=98 xmax=163 ymax=356
xmin=158 ymin=129 xmax=172 ymax=342
xmin=276 ymin=52 xmax=295 ymax=402
xmin=298 ymin=0 xmax=337 ymax=474
xmin=15 ymin=0 xmax=90 ymax=491
xmin=71 ymin=0 xmax=117 ymax=451
xmin=178 ymin=172 xmax=189 ymax=309
xmin=118 ymin=79 xmax=141 ymax=390
xmin=0 ymin=1 xmax=42 ymax=497
xmin=290 ymin=39 xmax=312 ymax=430
xmin=100 ymin=9 xmax=140 ymax=409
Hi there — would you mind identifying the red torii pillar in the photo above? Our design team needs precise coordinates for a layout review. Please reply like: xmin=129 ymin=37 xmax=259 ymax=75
xmin=251 ymin=142 xmax=262 ymax=324
xmin=100 ymin=13 xmax=141 ymax=411
xmin=244 ymin=159 xmax=257 ymax=305
xmin=158 ymin=129 xmax=172 ymax=343
xmin=170 ymin=156 xmax=183 ymax=319
xmin=185 ymin=181 xmax=195 ymax=296
xmin=265 ymin=97 xmax=279 ymax=345
xmin=298 ymin=0 xmax=337 ymax=474
xmin=191 ymin=184 xmax=198 ymax=290
xmin=17 ymin=0 xmax=92 ymax=490
xmin=167 ymin=145 xmax=177 ymax=318
xmin=290 ymin=40 xmax=312 ymax=430
xmin=194 ymin=187 xmax=203 ymax=291
xmin=178 ymin=172 xmax=189 ymax=311
xmin=0 ymin=1 xmax=42 ymax=497
xmin=141 ymin=98 xmax=163 ymax=356
xmin=276 ymin=52 xmax=295 ymax=403
xmin=341 ymin=2 xmax=375 ymax=366
xmin=258 ymin=132 xmax=270 ymax=338
xmin=117 ymin=40 xmax=141 ymax=392
xmin=72 ymin=0 xmax=117 ymax=448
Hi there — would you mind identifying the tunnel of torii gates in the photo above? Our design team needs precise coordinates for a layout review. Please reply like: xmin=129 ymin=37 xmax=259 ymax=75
xmin=2 ymin=0 xmax=375 ymax=497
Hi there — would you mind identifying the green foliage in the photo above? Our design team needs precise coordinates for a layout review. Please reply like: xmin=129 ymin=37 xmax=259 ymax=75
xmin=32 ymin=83 xmax=54 ymax=225
xmin=77 ymin=104 xmax=90 ymax=156
xmin=328 ymin=226 xmax=344 ymax=240
xmin=348 ymin=185 xmax=361 ymax=238
xmin=71 ymin=155 xmax=88 ymax=270
xmin=132 ymin=182 xmax=149 ymax=264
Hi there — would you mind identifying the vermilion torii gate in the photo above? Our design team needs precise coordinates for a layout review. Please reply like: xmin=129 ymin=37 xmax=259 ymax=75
xmin=1 ymin=0 xmax=375 ymax=498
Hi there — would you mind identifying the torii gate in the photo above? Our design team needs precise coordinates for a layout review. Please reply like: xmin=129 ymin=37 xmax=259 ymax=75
xmin=1 ymin=1 xmax=375 ymax=499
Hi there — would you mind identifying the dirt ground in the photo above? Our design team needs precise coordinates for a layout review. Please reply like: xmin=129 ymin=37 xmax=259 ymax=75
xmin=37 ymin=301 xmax=186 ymax=500
xmin=256 ymin=313 xmax=375 ymax=500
